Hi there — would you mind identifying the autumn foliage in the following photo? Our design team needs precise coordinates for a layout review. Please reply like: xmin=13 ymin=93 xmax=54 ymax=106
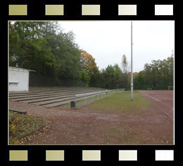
xmin=78 ymin=49 xmax=99 ymax=86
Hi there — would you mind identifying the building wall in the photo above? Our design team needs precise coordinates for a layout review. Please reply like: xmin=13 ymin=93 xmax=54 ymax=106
xmin=9 ymin=68 xmax=29 ymax=91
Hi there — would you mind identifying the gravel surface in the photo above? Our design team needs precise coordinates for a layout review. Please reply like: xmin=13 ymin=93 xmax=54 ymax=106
xmin=9 ymin=90 xmax=173 ymax=145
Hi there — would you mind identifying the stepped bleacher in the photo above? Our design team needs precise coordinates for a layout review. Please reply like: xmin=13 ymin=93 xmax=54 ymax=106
xmin=9 ymin=87 xmax=106 ymax=108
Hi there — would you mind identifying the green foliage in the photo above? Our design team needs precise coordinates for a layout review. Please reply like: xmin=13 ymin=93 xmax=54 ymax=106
xmin=78 ymin=69 xmax=89 ymax=84
xmin=134 ymin=71 xmax=146 ymax=90
xmin=98 ymin=55 xmax=173 ymax=90
xmin=134 ymin=56 xmax=174 ymax=90
xmin=9 ymin=21 xmax=173 ymax=89
xmin=98 ymin=64 xmax=129 ymax=89
xmin=9 ymin=21 xmax=81 ymax=83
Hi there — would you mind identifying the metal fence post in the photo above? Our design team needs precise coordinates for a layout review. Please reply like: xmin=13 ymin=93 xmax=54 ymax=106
xmin=85 ymin=93 xmax=86 ymax=105
xmin=75 ymin=96 xmax=76 ymax=108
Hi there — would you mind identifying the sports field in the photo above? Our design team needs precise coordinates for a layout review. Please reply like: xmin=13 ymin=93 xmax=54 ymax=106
xmin=9 ymin=87 xmax=173 ymax=145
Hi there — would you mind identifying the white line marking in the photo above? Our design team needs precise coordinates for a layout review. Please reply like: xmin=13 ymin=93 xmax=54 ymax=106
xmin=144 ymin=94 xmax=160 ymax=101
xmin=140 ymin=91 xmax=173 ymax=119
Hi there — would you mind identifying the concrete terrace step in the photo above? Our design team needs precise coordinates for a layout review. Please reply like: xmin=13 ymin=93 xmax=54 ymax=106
xmin=33 ymin=96 xmax=75 ymax=106
xmin=9 ymin=87 xmax=107 ymax=107
xmin=9 ymin=89 xmax=100 ymax=100
xmin=9 ymin=90 xmax=76 ymax=96
xmin=45 ymin=100 xmax=72 ymax=108
xmin=28 ymin=88 xmax=95 ymax=93
xmin=45 ymin=93 xmax=103 ymax=108
xmin=22 ymin=95 xmax=74 ymax=103
xmin=9 ymin=88 xmax=100 ymax=97
xmin=9 ymin=92 xmax=76 ymax=100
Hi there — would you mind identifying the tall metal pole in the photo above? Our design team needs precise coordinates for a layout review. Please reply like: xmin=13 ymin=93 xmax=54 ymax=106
xmin=131 ymin=22 xmax=133 ymax=101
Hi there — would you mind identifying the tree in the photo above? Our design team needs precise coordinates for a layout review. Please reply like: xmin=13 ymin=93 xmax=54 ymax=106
xmin=122 ymin=54 xmax=128 ymax=73
xmin=105 ymin=65 xmax=115 ymax=88
xmin=9 ymin=21 xmax=81 ymax=86
xmin=135 ymin=56 xmax=174 ymax=90
xmin=121 ymin=54 xmax=129 ymax=90
xmin=113 ymin=64 xmax=123 ymax=88
xmin=134 ymin=71 xmax=146 ymax=90
xmin=9 ymin=22 xmax=58 ymax=76
xmin=78 ymin=69 xmax=89 ymax=85
xmin=79 ymin=49 xmax=99 ymax=86
xmin=99 ymin=64 xmax=123 ymax=89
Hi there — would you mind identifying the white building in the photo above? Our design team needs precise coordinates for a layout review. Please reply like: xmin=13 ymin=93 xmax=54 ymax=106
xmin=9 ymin=66 xmax=35 ymax=91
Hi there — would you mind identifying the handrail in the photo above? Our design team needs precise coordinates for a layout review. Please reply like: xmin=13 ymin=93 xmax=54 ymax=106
xmin=74 ymin=89 xmax=118 ymax=105
xmin=75 ymin=90 xmax=108 ymax=98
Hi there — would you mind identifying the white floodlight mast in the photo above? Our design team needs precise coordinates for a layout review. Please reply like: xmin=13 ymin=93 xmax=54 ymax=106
xmin=131 ymin=21 xmax=133 ymax=101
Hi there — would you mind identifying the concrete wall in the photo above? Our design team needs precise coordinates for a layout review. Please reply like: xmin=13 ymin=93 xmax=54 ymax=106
xmin=9 ymin=67 xmax=29 ymax=91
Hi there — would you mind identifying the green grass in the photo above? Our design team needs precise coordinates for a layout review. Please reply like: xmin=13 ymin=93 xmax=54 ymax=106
xmin=85 ymin=91 xmax=150 ymax=114
xmin=9 ymin=111 xmax=45 ymax=144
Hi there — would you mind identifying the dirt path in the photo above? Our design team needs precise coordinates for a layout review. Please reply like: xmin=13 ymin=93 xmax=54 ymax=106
xmin=138 ymin=90 xmax=173 ymax=119
xmin=9 ymin=90 xmax=173 ymax=145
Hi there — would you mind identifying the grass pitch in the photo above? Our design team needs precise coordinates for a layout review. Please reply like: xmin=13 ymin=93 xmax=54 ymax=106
xmin=85 ymin=91 xmax=150 ymax=114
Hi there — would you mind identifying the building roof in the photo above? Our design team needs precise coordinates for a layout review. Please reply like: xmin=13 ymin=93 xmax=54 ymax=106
xmin=9 ymin=66 xmax=35 ymax=72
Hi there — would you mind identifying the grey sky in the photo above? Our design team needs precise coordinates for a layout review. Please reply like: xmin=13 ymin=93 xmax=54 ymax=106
xmin=59 ymin=21 xmax=174 ymax=72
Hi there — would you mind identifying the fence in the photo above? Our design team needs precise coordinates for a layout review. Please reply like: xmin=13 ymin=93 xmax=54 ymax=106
xmin=73 ymin=89 xmax=117 ymax=108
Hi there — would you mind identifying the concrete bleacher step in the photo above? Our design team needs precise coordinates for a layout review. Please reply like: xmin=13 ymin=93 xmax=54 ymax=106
xmin=9 ymin=90 xmax=74 ymax=97
xmin=29 ymin=88 xmax=91 ymax=93
xmin=9 ymin=87 xmax=107 ymax=107
xmin=45 ymin=94 xmax=100 ymax=108
xmin=10 ymin=92 xmax=75 ymax=101
xmin=9 ymin=89 xmax=101 ymax=101
xmin=45 ymin=100 xmax=72 ymax=108
xmin=22 ymin=95 xmax=74 ymax=103
xmin=9 ymin=89 xmax=98 ymax=98
xmin=10 ymin=93 xmax=61 ymax=100
xmin=33 ymin=96 xmax=75 ymax=106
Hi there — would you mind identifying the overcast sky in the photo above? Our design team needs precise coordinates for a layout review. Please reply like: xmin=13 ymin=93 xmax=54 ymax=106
xmin=58 ymin=21 xmax=174 ymax=72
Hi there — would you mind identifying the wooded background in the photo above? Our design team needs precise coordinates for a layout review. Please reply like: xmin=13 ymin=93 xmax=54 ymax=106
xmin=9 ymin=22 xmax=174 ymax=90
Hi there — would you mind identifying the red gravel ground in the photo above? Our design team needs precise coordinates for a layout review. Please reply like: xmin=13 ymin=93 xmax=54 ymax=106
xmin=9 ymin=90 xmax=174 ymax=145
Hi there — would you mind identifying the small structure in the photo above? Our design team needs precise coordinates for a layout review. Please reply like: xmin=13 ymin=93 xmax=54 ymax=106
xmin=9 ymin=66 xmax=35 ymax=91
xmin=71 ymin=101 xmax=76 ymax=108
